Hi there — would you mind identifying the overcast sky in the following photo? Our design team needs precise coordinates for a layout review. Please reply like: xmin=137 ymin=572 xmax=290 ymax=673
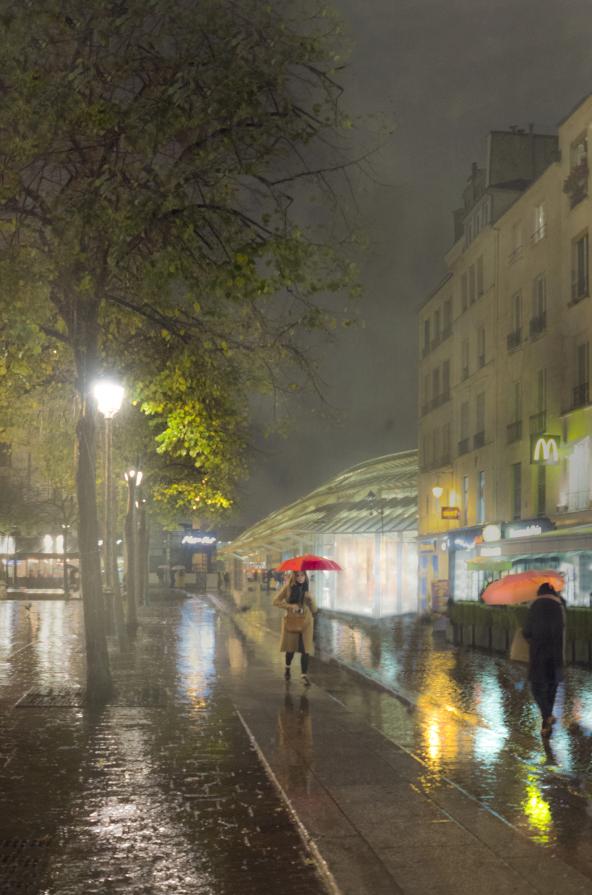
xmin=234 ymin=0 xmax=592 ymax=528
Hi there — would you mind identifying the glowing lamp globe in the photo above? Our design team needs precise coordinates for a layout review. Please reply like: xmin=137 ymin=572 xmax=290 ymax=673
xmin=93 ymin=380 xmax=124 ymax=419
xmin=431 ymin=485 xmax=443 ymax=499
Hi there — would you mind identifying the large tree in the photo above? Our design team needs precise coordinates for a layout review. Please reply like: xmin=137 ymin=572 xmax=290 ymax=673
xmin=0 ymin=0 xmax=354 ymax=701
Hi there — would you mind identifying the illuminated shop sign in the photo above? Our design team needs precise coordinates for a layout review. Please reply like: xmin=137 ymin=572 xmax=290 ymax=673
xmin=181 ymin=533 xmax=217 ymax=546
xmin=503 ymin=518 xmax=554 ymax=539
xmin=531 ymin=434 xmax=560 ymax=465
xmin=441 ymin=506 xmax=460 ymax=520
xmin=480 ymin=546 xmax=502 ymax=557
xmin=482 ymin=524 xmax=501 ymax=542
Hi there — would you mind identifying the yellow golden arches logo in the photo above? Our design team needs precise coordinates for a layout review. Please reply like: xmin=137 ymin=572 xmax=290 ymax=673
xmin=533 ymin=436 xmax=559 ymax=464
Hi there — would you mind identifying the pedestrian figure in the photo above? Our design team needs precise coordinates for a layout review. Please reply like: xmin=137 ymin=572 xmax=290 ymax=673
xmin=273 ymin=570 xmax=317 ymax=687
xmin=522 ymin=582 xmax=566 ymax=738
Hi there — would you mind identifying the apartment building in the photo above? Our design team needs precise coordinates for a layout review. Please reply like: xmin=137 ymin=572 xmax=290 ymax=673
xmin=417 ymin=122 xmax=582 ymax=606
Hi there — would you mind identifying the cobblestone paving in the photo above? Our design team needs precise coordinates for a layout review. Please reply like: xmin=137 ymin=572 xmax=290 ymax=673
xmin=0 ymin=598 xmax=327 ymax=895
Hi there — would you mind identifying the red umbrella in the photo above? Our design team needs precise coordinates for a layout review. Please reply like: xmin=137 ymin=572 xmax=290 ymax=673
xmin=276 ymin=553 xmax=342 ymax=572
xmin=482 ymin=570 xmax=564 ymax=605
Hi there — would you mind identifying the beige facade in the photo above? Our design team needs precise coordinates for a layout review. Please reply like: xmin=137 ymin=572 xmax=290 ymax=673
xmin=418 ymin=107 xmax=592 ymax=606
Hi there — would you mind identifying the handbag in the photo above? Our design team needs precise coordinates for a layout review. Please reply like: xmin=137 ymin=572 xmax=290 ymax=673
xmin=509 ymin=627 xmax=530 ymax=663
xmin=284 ymin=608 xmax=307 ymax=634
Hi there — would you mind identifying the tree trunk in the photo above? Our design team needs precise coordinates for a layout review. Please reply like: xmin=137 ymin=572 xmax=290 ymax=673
xmin=77 ymin=406 xmax=113 ymax=702
xmin=73 ymin=301 xmax=112 ymax=704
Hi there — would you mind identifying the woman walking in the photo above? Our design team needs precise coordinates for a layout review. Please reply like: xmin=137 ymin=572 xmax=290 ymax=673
xmin=273 ymin=570 xmax=317 ymax=686
xmin=522 ymin=582 xmax=566 ymax=738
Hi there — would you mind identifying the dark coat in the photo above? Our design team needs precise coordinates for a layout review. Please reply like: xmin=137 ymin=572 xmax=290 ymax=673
xmin=522 ymin=596 xmax=565 ymax=683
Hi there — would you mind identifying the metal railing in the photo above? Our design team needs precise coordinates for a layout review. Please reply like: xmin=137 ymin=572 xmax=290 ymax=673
xmin=458 ymin=437 xmax=470 ymax=456
xmin=506 ymin=329 xmax=522 ymax=350
xmin=572 ymin=382 xmax=590 ymax=409
xmin=529 ymin=312 xmax=546 ymax=337
xmin=506 ymin=420 xmax=522 ymax=443
xmin=473 ymin=430 xmax=485 ymax=449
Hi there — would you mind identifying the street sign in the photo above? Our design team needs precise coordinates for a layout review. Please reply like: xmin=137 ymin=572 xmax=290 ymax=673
xmin=441 ymin=506 xmax=460 ymax=520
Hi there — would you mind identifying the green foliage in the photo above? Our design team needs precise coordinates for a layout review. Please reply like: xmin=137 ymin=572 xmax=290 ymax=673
xmin=0 ymin=0 xmax=357 ymax=517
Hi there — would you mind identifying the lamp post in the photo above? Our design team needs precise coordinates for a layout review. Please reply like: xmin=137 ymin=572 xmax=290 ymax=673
xmin=124 ymin=468 xmax=142 ymax=629
xmin=61 ymin=523 xmax=71 ymax=599
xmin=93 ymin=380 xmax=124 ymax=588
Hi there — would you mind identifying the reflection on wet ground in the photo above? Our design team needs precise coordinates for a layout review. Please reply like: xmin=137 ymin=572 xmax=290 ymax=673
xmin=313 ymin=612 xmax=592 ymax=858
xmin=236 ymin=586 xmax=592 ymax=869
xmin=0 ymin=597 xmax=326 ymax=894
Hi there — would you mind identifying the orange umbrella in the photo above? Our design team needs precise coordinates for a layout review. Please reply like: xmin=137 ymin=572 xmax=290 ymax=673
xmin=482 ymin=570 xmax=564 ymax=605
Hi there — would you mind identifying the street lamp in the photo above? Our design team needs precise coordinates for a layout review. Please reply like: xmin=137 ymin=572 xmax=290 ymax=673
xmin=431 ymin=485 xmax=443 ymax=500
xmin=124 ymin=467 xmax=142 ymax=628
xmin=93 ymin=380 xmax=124 ymax=588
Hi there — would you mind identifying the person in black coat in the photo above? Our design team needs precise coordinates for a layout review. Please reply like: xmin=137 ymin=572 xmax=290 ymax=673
xmin=522 ymin=582 xmax=565 ymax=737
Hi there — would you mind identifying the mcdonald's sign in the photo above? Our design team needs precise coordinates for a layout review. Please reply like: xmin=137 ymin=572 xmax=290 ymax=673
xmin=531 ymin=434 xmax=560 ymax=465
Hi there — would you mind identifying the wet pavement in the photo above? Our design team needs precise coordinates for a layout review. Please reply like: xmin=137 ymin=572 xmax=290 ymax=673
xmin=227 ymin=586 xmax=592 ymax=883
xmin=0 ymin=598 xmax=327 ymax=894
xmin=3 ymin=590 xmax=592 ymax=895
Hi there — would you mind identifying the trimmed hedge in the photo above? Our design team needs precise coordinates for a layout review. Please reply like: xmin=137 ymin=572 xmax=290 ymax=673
xmin=449 ymin=601 xmax=592 ymax=643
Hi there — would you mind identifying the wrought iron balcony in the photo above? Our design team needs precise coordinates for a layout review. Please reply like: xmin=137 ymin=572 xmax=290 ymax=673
xmin=473 ymin=430 xmax=485 ymax=449
xmin=506 ymin=329 xmax=522 ymax=350
xmin=458 ymin=437 xmax=470 ymax=456
xmin=529 ymin=313 xmax=546 ymax=337
xmin=506 ymin=420 xmax=522 ymax=444
xmin=572 ymin=382 xmax=590 ymax=409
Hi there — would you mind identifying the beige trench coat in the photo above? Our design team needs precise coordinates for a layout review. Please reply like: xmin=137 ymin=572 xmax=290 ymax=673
xmin=273 ymin=584 xmax=317 ymax=654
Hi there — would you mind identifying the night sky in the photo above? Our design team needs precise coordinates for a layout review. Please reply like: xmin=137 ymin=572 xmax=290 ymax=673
xmin=235 ymin=0 xmax=592 ymax=527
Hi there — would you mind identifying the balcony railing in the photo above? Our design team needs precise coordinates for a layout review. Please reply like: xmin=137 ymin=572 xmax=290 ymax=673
xmin=507 ymin=329 xmax=522 ymax=350
xmin=506 ymin=420 xmax=522 ymax=444
xmin=572 ymin=382 xmax=590 ymax=410
xmin=473 ymin=430 xmax=485 ymax=449
xmin=529 ymin=312 xmax=546 ymax=337
xmin=458 ymin=437 xmax=470 ymax=456
xmin=529 ymin=410 xmax=547 ymax=435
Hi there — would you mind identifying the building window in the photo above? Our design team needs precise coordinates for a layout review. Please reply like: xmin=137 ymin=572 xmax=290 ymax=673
xmin=475 ymin=392 xmax=485 ymax=447
xmin=422 ymin=375 xmax=429 ymax=415
xmin=530 ymin=274 xmax=546 ymax=336
xmin=442 ymin=359 xmax=450 ymax=398
xmin=433 ymin=308 xmax=441 ymax=345
xmin=512 ymin=462 xmax=521 ymax=520
xmin=508 ymin=291 xmax=522 ymax=349
xmin=536 ymin=466 xmax=546 ymax=517
xmin=571 ymin=232 xmax=589 ymax=303
xmin=433 ymin=428 xmax=440 ymax=465
xmin=567 ymin=437 xmax=591 ymax=511
xmin=510 ymin=222 xmax=523 ymax=263
xmin=469 ymin=264 xmax=476 ymax=304
xmin=461 ymin=273 xmax=468 ymax=312
xmin=443 ymin=298 xmax=452 ymax=336
xmin=423 ymin=318 xmax=431 ymax=354
xmin=573 ymin=341 xmax=590 ymax=409
xmin=461 ymin=338 xmax=469 ymax=380
xmin=442 ymin=422 xmax=451 ymax=463
xmin=432 ymin=367 xmax=440 ymax=407
xmin=507 ymin=382 xmax=522 ymax=443
xmin=533 ymin=203 xmax=546 ymax=242
xmin=459 ymin=402 xmax=469 ymax=455
xmin=477 ymin=471 xmax=485 ymax=523
xmin=477 ymin=326 xmax=486 ymax=368
xmin=477 ymin=256 xmax=484 ymax=296
xmin=462 ymin=475 xmax=469 ymax=526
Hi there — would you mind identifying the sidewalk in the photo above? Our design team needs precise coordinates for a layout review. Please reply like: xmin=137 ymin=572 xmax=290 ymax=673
xmin=2 ymin=592 xmax=592 ymax=895
xmin=214 ymin=588 xmax=592 ymax=895
xmin=0 ymin=597 xmax=327 ymax=895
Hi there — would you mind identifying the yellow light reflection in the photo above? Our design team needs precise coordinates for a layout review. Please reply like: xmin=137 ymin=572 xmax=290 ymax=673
xmin=522 ymin=775 xmax=552 ymax=843
xmin=427 ymin=718 xmax=441 ymax=765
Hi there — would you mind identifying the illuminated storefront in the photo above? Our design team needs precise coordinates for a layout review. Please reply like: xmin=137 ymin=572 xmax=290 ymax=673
xmin=221 ymin=451 xmax=418 ymax=618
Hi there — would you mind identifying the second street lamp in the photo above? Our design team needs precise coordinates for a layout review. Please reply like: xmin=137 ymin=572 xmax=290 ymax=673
xmin=124 ymin=468 xmax=142 ymax=629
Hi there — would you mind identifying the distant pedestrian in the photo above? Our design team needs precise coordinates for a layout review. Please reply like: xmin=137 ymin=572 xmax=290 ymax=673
xmin=522 ymin=582 xmax=566 ymax=738
xmin=273 ymin=570 xmax=317 ymax=687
